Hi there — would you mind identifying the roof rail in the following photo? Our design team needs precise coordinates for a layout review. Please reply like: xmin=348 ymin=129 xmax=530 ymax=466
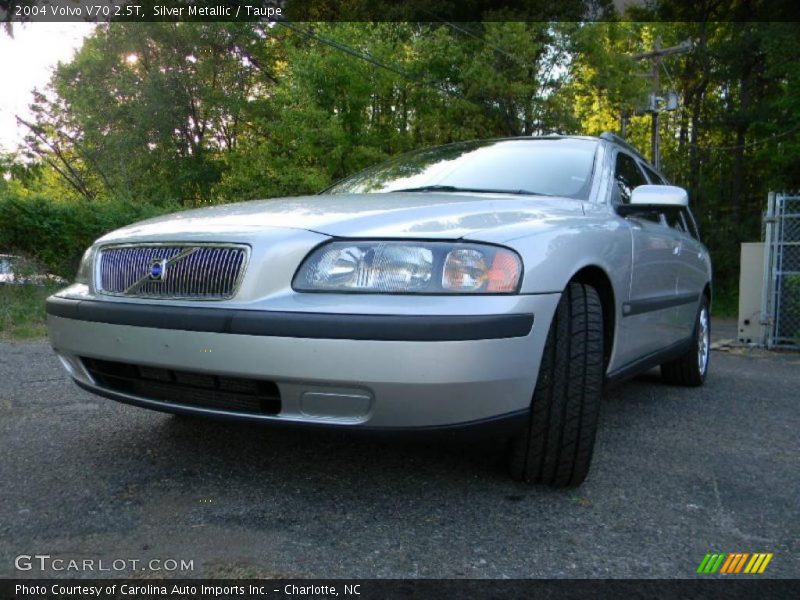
xmin=599 ymin=132 xmax=648 ymax=161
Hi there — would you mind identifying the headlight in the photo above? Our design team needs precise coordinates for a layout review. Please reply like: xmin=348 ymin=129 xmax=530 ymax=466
xmin=74 ymin=246 xmax=96 ymax=284
xmin=293 ymin=241 xmax=522 ymax=294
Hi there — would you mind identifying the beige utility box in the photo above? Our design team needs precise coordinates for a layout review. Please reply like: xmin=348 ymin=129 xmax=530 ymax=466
xmin=738 ymin=242 xmax=764 ymax=344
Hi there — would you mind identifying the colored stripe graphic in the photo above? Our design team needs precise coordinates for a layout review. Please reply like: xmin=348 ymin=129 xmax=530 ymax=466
xmin=699 ymin=552 xmax=774 ymax=574
xmin=697 ymin=553 xmax=726 ymax=574
xmin=734 ymin=553 xmax=749 ymax=573
xmin=720 ymin=553 xmax=750 ymax=574
xmin=697 ymin=554 xmax=712 ymax=573
xmin=720 ymin=553 xmax=736 ymax=573
xmin=744 ymin=553 xmax=774 ymax=574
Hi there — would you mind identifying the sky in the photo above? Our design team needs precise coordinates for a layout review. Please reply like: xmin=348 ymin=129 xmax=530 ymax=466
xmin=0 ymin=23 xmax=95 ymax=153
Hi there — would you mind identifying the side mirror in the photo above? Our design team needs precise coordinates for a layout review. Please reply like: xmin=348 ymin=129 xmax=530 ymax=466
xmin=618 ymin=185 xmax=688 ymax=215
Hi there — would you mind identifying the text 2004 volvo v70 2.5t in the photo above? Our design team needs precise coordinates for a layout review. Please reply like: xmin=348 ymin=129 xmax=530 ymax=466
xmin=46 ymin=134 xmax=712 ymax=486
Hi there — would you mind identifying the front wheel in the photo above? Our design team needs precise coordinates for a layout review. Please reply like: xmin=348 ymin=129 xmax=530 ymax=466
xmin=507 ymin=282 xmax=604 ymax=487
xmin=660 ymin=295 xmax=710 ymax=387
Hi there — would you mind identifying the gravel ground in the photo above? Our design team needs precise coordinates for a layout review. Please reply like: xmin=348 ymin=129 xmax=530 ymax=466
xmin=1 ymin=318 xmax=798 ymax=579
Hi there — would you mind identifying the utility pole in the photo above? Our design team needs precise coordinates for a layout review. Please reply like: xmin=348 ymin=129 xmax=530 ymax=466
xmin=631 ymin=37 xmax=692 ymax=170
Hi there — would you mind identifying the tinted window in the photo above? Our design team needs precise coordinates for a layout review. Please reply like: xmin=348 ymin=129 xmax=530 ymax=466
xmin=326 ymin=139 xmax=598 ymax=200
xmin=664 ymin=209 xmax=687 ymax=233
xmin=683 ymin=209 xmax=701 ymax=240
xmin=613 ymin=153 xmax=648 ymax=204
xmin=641 ymin=163 xmax=667 ymax=185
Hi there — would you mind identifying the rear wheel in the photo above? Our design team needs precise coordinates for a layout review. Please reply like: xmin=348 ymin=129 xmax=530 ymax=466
xmin=508 ymin=282 xmax=604 ymax=487
xmin=661 ymin=295 xmax=710 ymax=387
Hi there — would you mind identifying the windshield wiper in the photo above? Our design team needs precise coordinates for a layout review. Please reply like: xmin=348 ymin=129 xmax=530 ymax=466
xmin=390 ymin=185 xmax=552 ymax=197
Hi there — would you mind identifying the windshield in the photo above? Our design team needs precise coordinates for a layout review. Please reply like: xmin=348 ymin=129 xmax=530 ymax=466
xmin=325 ymin=138 xmax=598 ymax=199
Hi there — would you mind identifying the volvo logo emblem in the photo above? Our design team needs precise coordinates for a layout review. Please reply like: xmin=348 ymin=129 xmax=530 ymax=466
xmin=123 ymin=247 xmax=197 ymax=294
xmin=149 ymin=258 xmax=167 ymax=281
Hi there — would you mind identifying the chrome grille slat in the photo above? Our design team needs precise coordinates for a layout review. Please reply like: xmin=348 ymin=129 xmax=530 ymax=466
xmin=177 ymin=247 xmax=191 ymax=297
xmin=220 ymin=248 xmax=232 ymax=296
xmin=96 ymin=244 xmax=248 ymax=300
xmin=215 ymin=248 xmax=226 ymax=297
xmin=198 ymin=248 xmax=210 ymax=296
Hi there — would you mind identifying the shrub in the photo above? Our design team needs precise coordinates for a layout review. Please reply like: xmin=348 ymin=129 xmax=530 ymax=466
xmin=0 ymin=194 xmax=178 ymax=280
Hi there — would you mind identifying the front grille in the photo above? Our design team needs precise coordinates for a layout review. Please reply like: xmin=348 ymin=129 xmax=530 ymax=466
xmin=96 ymin=244 xmax=248 ymax=300
xmin=82 ymin=357 xmax=281 ymax=415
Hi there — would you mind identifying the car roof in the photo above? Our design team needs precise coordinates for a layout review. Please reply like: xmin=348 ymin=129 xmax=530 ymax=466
xmin=597 ymin=132 xmax=649 ymax=162
xmin=524 ymin=133 xmax=663 ymax=181
xmin=487 ymin=133 xmax=650 ymax=163
xmin=525 ymin=132 xmax=648 ymax=160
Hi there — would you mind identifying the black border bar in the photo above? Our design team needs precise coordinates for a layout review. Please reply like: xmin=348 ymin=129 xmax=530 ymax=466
xmin=4 ymin=578 xmax=800 ymax=600
xmin=5 ymin=0 xmax=799 ymax=23
xmin=46 ymin=296 xmax=534 ymax=341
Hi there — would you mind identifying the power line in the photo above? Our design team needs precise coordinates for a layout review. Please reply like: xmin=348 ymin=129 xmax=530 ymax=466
xmin=424 ymin=15 xmax=531 ymax=69
xmin=274 ymin=20 xmax=493 ymax=112
xmin=693 ymin=124 xmax=800 ymax=152
xmin=274 ymin=21 xmax=422 ymax=83
xmin=661 ymin=57 xmax=679 ymax=92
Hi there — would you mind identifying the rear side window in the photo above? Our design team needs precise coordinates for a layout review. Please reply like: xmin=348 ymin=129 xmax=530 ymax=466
xmin=613 ymin=152 xmax=648 ymax=204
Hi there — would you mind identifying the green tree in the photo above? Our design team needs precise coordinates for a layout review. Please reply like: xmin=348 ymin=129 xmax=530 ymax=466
xmin=22 ymin=22 xmax=272 ymax=205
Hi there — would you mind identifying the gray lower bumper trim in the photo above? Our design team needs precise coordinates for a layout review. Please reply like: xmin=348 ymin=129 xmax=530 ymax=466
xmin=47 ymin=296 xmax=534 ymax=341
xmin=73 ymin=378 xmax=530 ymax=438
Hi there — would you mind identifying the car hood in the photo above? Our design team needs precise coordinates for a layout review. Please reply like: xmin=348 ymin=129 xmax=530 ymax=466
xmin=98 ymin=192 xmax=584 ymax=243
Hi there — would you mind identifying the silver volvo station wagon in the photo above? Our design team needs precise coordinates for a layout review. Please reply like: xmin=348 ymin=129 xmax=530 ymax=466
xmin=46 ymin=134 xmax=712 ymax=487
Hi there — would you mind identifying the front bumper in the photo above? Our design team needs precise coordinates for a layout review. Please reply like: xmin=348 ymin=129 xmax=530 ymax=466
xmin=46 ymin=293 xmax=560 ymax=430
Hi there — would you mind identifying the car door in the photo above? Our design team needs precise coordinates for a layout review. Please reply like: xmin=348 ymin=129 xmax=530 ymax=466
xmin=641 ymin=163 xmax=706 ymax=342
xmin=662 ymin=208 xmax=708 ymax=340
xmin=612 ymin=151 xmax=683 ymax=364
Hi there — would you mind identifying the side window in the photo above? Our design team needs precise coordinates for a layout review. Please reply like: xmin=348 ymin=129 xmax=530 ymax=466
xmin=613 ymin=152 xmax=648 ymax=204
xmin=664 ymin=209 xmax=687 ymax=234
xmin=682 ymin=209 xmax=701 ymax=241
xmin=641 ymin=163 xmax=667 ymax=185
xmin=613 ymin=152 xmax=662 ymax=223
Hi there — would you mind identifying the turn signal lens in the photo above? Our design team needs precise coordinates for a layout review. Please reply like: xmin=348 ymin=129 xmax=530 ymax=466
xmin=486 ymin=250 xmax=522 ymax=292
xmin=442 ymin=248 xmax=522 ymax=292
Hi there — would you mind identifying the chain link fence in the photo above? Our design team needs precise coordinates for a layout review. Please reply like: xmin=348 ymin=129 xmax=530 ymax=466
xmin=762 ymin=192 xmax=800 ymax=349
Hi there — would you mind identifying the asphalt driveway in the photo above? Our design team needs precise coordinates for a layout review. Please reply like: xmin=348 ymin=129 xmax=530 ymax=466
xmin=1 ymin=318 xmax=798 ymax=579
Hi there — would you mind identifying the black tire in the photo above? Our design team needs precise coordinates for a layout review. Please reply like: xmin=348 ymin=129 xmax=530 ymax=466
xmin=660 ymin=295 xmax=710 ymax=387
xmin=508 ymin=282 xmax=604 ymax=487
